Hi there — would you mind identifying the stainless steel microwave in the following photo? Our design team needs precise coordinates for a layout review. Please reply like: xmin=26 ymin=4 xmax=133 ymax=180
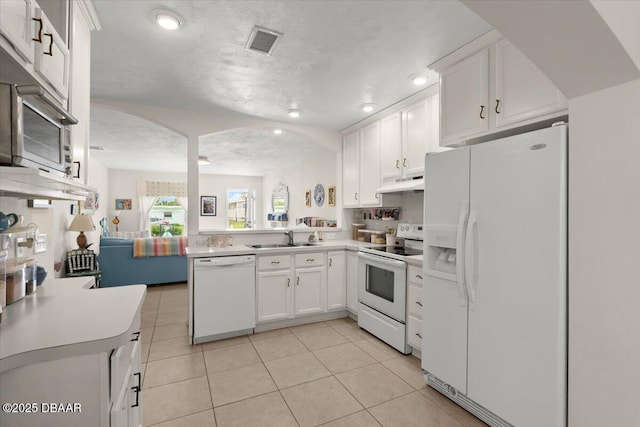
xmin=0 ymin=83 xmax=77 ymax=177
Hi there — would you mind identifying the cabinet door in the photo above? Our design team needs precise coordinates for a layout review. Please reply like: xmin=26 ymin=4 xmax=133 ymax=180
xmin=358 ymin=121 xmax=382 ymax=206
xmin=327 ymin=251 xmax=346 ymax=310
xmin=294 ymin=267 xmax=325 ymax=316
xmin=110 ymin=364 xmax=131 ymax=427
xmin=257 ymin=270 xmax=292 ymax=322
xmin=346 ymin=251 xmax=359 ymax=313
xmin=407 ymin=314 xmax=422 ymax=350
xmin=440 ymin=49 xmax=490 ymax=145
xmin=34 ymin=8 xmax=69 ymax=99
xmin=403 ymin=99 xmax=430 ymax=177
xmin=380 ymin=112 xmax=403 ymax=182
xmin=493 ymin=39 xmax=567 ymax=128
xmin=0 ymin=0 xmax=34 ymax=62
xmin=69 ymin=2 xmax=93 ymax=184
xmin=342 ymin=130 xmax=360 ymax=208
xmin=128 ymin=340 xmax=142 ymax=427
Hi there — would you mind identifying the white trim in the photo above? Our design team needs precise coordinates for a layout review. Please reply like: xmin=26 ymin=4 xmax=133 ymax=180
xmin=429 ymin=29 xmax=503 ymax=72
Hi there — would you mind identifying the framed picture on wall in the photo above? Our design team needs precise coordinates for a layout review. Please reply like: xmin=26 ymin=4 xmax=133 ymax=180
xmin=305 ymin=190 xmax=311 ymax=207
xmin=201 ymin=196 xmax=217 ymax=216
xmin=328 ymin=186 xmax=336 ymax=207
xmin=115 ymin=199 xmax=132 ymax=210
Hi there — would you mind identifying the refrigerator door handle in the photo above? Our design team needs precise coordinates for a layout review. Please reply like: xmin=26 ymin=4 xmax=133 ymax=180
xmin=465 ymin=210 xmax=478 ymax=310
xmin=455 ymin=209 xmax=468 ymax=305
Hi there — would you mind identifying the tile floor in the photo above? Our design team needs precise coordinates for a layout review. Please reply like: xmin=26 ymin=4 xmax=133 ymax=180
xmin=140 ymin=283 xmax=487 ymax=427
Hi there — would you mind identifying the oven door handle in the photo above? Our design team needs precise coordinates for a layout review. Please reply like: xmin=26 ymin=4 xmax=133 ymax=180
xmin=357 ymin=251 xmax=407 ymax=268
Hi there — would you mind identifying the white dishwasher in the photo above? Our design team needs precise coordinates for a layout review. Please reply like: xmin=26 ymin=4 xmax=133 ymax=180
xmin=193 ymin=255 xmax=256 ymax=344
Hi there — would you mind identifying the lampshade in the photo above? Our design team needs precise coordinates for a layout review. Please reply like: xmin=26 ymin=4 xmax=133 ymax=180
xmin=69 ymin=214 xmax=95 ymax=232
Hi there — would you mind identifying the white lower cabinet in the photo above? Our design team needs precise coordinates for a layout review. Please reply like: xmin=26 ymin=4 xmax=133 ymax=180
xmin=0 ymin=322 xmax=142 ymax=427
xmin=346 ymin=250 xmax=359 ymax=314
xmin=327 ymin=251 xmax=346 ymax=310
xmin=406 ymin=265 xmax=423 ymax=352
xmin=256 ymin=252 xmax=327 ymax=323
xmin=294 ymin=266 xmax=325 ymax=316
xmin=257 ymin=270 xmax=292 ymax=321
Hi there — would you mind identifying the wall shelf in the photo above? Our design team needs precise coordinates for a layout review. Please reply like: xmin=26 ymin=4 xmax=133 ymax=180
xmin=0 ymin=167 xmax=95 ymax=201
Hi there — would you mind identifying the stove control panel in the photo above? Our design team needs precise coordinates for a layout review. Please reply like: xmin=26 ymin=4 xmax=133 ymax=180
xmin=396 ymin=223 xmax=424 ymax=241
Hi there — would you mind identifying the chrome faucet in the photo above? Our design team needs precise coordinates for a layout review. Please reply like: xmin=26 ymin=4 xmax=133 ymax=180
xmin=284 ymin=230 xmax=294 ymax=245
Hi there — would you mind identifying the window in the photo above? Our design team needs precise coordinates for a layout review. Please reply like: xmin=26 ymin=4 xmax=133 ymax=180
xmin=227 ymin=189 xmax=255 ymax=229
xmin=150 ymin=196 xmax=185 ymax=236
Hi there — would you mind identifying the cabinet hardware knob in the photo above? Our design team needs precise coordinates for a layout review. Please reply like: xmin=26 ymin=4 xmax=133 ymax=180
xmin=271 ymin=261 xmax=280 ymax=265
xmin=296 ymin=276 xmax=300 ymax=286
xmin=495 ymin=99 xmax=501 ymax=114
xmin=131 ymin=331 xmax=141 ymax=341
xmin=396 ymin=159 xmax=400 ymax=168
xmin=287 ymin=277 xmax=290 ymax=287
xmin=403 ymin=158 xmax=407 ymax=167
xmin=355 ymin=192 xmax=358 ymax=201
xmin=44 ymin=33 xmax=53 ymax=56
xmin=306 ymin=258 xmax=315 ymax=262
xmin=479 ymin=105 xmax=485 ymax=119
xmin=375 ymin=193 xmax=379 ymax=199
xmin=329 ymin=258 xmax=333 ymax=267
xmin=32 ymin=18 xmax=43 ymax=42
xmin=416 ymin=333 xmax=422 ymax=339
xmin=416 ymin=274 xmax=423 ymax=280
xmin=416 ymin=301 xmax=423 ymax=307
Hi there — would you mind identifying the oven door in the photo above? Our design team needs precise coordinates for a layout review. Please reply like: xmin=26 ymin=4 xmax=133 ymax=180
xmin=358 ymin=251 xmax=407 ymax=323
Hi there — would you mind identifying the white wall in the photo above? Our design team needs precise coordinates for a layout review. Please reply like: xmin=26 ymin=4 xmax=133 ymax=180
xmin=198 ymin=174 xmax=263 ymax=230
xmin=568 ymin=79 xmax=640 ymax=427
xmin=262 ymin=149 xmax=338 ymax=228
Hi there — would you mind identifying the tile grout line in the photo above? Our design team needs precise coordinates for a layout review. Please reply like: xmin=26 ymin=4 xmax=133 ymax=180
xmin=248 ymin=339 xmax=302 ymax=427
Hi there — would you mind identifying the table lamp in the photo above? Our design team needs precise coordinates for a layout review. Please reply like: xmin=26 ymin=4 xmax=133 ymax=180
xmin=112 ymin=211 xmax=121 ymax=232
xmin=69 ymin=214 xmax=95 ymax=249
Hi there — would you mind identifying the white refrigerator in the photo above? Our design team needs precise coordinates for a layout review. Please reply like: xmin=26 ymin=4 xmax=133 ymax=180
xmin=422 ymin=124 xmax=567 ymax=427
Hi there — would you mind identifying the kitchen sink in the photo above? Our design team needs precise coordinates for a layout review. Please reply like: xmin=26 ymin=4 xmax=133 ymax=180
xmin=249 ymin=242 xmax=319 ymax=249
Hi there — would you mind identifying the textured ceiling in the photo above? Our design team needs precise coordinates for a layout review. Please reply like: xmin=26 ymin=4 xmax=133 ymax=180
xmin=89 ymin=0 xmax=492 ymax=174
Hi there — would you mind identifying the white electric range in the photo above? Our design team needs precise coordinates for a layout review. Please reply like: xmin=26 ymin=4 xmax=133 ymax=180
xmin=357 ymin=223 xmax=423 ymax=354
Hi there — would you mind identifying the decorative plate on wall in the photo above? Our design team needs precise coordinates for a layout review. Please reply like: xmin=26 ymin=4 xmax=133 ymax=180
xmin=314 ymin=183 xmax=325 ymax=207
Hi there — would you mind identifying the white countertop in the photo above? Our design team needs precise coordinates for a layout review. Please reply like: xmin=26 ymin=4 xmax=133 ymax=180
xmin=186 ymin=239 xmax=385 ymax=258
xmin=0 ymin=277 xmax=146 ymax=374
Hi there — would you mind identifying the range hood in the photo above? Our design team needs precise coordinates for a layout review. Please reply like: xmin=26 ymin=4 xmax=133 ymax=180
xmin=376 ymin=177 xmax=424 ymax=193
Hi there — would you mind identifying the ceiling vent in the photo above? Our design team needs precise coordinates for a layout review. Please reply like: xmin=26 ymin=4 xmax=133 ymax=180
xmin=89 ymin=145 xmax=105 ymax=151
xmin=245 ymin=26 xmax=283 ymax=55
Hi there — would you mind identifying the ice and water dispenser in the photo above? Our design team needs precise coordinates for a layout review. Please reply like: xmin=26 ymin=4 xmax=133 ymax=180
xmin=425 ymin=225 xmax=459 ymax=281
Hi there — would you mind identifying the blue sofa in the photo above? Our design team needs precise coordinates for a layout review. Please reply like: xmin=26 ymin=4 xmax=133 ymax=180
xmin=98 ymin=237 xmax=188 ymax=287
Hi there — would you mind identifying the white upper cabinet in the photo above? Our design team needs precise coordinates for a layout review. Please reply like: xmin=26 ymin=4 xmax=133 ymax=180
xmin=493 ymin=39 xmax=567 ymax=129
xmin=440 ymin=49 xmax=490 ymax=143
xmin=403 ymin=94 xmax=440 ymax=178
xmin=0 ymin=0 xmax=35 ymax=63
xmin=0 ymin=0 xmax=71 ymax=102
xmin=33 ymin=7 xmax=69 ymax=98
xmin=342 ymin=123 xmax=401 ymax=208
xmin=379 ymin=88 xmax=441 ymax=185
xmin=380 ymin=112 xmax=403 ymax=181
xmin=358 ymin=121 xmax=382 ymax=206
xmin=342 ymin=130 xmax=360 ymax=208
xmin=433 ymin=30 xmax=567 ymax=147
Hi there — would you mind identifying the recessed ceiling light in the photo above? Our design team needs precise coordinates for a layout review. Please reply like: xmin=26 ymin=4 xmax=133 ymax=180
xmin=360 ymin=103 xmax=376 ymax=113
xmin=198 ymin=156 xmax=210 ymax=165
xmin=151 ymin=9 xmax=183 ymax=31
xmin=287 ymin=109 xmax=300 ymax=118
xmin=273 ymin=129 xmax=283 ymax=135
xmin=409 ymin=73 xmax=428 ymax=86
